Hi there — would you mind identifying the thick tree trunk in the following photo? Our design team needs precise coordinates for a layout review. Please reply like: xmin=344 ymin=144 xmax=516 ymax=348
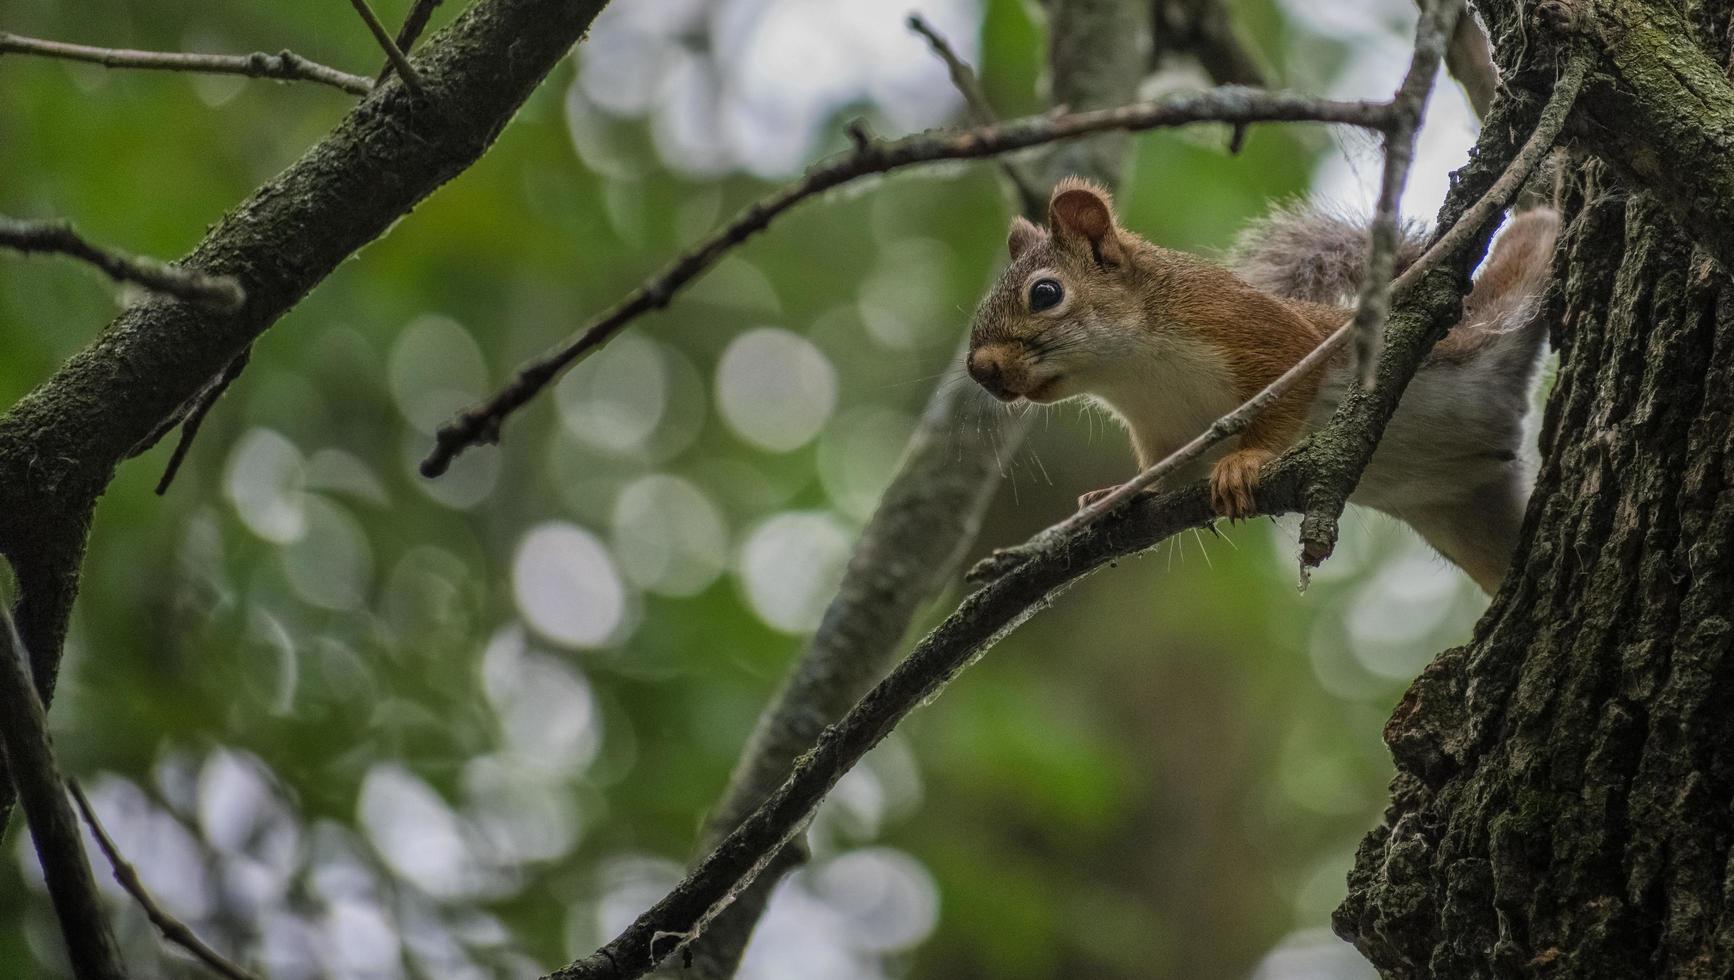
xmin=1337 ymin=2 xmax=1734 ymax=972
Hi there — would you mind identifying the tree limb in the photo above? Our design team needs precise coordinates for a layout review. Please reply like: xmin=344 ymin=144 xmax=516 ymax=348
xmin=0 ymin=603 xmax=127 ymax=980
xmin=421 ymin=87 xmax=1397 ymax=476
xmin=69 ymin=780 xmax=260 ymax=980
xmin=0 ymin=31 xmax=372 ymax=96
xmin=0 ymin=0 xmax=617 ymax=829
xmin=0 ymin=216 xmax=245 ymax=311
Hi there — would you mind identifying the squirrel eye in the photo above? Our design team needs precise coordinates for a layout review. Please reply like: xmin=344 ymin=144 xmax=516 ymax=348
xmin=1028 ymin=278 xmax=1063 ymax=312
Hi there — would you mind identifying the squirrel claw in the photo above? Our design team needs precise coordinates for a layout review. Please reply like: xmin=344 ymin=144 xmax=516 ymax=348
xmin=1209 ymin=448 xmax=1272 ymax=521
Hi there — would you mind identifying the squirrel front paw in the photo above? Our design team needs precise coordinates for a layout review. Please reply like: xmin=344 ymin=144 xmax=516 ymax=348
xmin=1209 ymin=448 xmax=1273 ymax=520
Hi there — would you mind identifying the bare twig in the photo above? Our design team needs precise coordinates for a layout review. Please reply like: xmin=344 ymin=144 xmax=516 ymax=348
xmin=69 ymin=780 xmax=261 ymax=980
xmin=346 ymin=0 xmax=425 ymax=96
xmin=155 ymin=348 xmax=252 ymax=495
xmin=0 ymin=604 xmax=127 ymax=980
xmin=380 ymin=0 xmax=444 ymax=82
xmin=1349 ymin=0 xmax=1461 ymax=387
xmin=906 ymin=13 xmax=1043 ymax=212
xmin=0 ymin=215 xmax=245 ymax=311
xmin=422 ymin=87 xmax=1396 ymax=476
xmin=0 ymin=31 xmax=372 ymax=96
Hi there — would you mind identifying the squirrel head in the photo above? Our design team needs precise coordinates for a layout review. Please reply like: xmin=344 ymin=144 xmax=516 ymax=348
xmin=965 ymin=177 xmax=1150 ymax=404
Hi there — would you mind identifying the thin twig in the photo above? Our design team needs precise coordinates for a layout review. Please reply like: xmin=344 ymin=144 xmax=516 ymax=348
xmin=0 ymin=31 xmax=372 ymax=96
xmin=0 ymin=215 xmax=245 ymax=311
xmin=346 ymin=0 xmax=425 ymax=96
xmin=156 ymin=348 xmax=252 ymax=496
xmin=379 ymin=0 xmax=444 ymax=83
xmin=69 ymin=780 xmax=261 ymax=980
xmin=1350 ymin=0 xmax=1461 ymax=386
xmin=906 ymin=13 xmax=1044 ymax=212
xmin=0 ymin=605 xmax=128 ymax=980
xmin=421 ymin=87 xmax=1396 ymax=476
xmin=546 ymin=70 xmax=1585 ymax=977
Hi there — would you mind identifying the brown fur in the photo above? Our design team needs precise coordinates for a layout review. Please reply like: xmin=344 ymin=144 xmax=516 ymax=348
xmin=967 ymin=179 xmax=1336 ymax=518
xmin=1432 ymin=209 xmax=1560 ymax=363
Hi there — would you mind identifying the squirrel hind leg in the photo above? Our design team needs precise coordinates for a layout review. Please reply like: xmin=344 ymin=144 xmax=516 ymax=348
xmin=1463 ymin=208 xmax=1560 ymax=327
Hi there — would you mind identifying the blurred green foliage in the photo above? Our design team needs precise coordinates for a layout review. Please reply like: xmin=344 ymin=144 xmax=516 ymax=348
xmin=0 ymin=0 xmax=1486 ymax=977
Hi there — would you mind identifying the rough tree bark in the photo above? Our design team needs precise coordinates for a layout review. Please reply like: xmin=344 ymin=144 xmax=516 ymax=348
xmin=1339 ymin=0 xmax=1734 ymax=974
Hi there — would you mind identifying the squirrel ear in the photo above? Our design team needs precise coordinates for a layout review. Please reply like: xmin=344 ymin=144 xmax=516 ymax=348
xmin=1007 ymin=216 xmax=1044 ymax=260
xmin=1048 ymin=180 xmax=1125 ymax=266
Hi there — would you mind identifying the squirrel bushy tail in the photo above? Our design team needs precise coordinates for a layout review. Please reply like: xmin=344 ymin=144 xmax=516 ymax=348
xmin=1231 ymin=202 xmax=1558 ymax=393
xmin=1230 ymin=203 xmax=1561 ymax=592
xmin=1229 ymin=202 xmax=1429 ymax=305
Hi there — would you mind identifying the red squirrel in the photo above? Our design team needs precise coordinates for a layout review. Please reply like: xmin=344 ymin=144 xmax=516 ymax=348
xmin=965 ymin=178 xmax=1556 ymax=593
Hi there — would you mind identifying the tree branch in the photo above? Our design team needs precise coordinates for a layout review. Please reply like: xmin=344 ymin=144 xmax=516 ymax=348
xmin=0 ymin=216 xmax=245 ymax=311
xmin=0 ymin=603 xmax=127 ymax=980
xmin=68 ymin=780 xmax=259 ymax=980
xmin=0 ymin=31 xmax=372 ymax=96
xmin=346 ymin=0 xmax=425 ymax=96
xmin=421 ymin=87 xmax=1396 ymax=476
xmin=380 ymin=0 xmax=444 ymax=83
xmin=549 ymin=39 xmax=1585 ymax=980
xmin=0 ymin=0 xmax=617 ymax=830
xmin=1348 ymin=0 xmax=1460 ymax=388
xmin=906 ymin=13 xmax=1044 ymax=214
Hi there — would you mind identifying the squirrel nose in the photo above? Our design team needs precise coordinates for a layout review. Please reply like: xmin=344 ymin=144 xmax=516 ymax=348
xmin=967 ymin=349 xmax=1001 ymax=386
xmin=966 ymin=349 xmax=1015 ymax=400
